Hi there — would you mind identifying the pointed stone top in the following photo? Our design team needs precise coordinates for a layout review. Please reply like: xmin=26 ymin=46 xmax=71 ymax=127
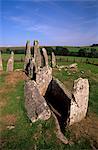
xmin=11 ymin=51 xmax=14 ymax=56
xmin=33 ymin=40 xmax=39 ymax=46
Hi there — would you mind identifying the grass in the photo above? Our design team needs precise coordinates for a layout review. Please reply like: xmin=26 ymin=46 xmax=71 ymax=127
xmin=0 ymin=71 xmax=92 ymax=149
xmin=2 ymin=54 xmax=24 ymax=60
xmin=0 ymin=56 xmax=98 ymax=149
xmin=56 ymin=56 xmax=98 ymax=64
xmin=2 ymin=62 xmax=24 ymax=71
xmin=64 ymin=46 xmax=98 ymax=52
xmin=53 ymin=60 xmax=98 ymax=115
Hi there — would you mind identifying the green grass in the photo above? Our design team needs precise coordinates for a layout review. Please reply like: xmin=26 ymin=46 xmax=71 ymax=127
xmin=56 ymin=56 xmax=98 ymax=64
xmin=2 ymin=54 xmax=24 ymax=61
xmin=0 ymin=71 xmax=92 ymax=150
xmin=0 ymin=72 xmax=7 ymax=87
xmin=2 ymin=62 xmax=24 ymax=71
xmin=53 ymin=61 xmax=98 ymax=115
xmin=64 ymin=46 xmax=98 ymax=52
xmin=0 ymin=57 xmax=98 ymax=149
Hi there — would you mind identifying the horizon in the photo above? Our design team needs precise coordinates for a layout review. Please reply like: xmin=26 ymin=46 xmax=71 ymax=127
xmin=0 ymin=0 xmax=98 ymax=46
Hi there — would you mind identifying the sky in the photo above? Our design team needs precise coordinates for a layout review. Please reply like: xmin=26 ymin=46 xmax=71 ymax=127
xmin=0 ymin=0 xmax=98 ymax=46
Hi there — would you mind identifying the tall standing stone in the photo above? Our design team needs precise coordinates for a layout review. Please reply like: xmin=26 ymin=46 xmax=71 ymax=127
xmin=29 ymin=57 xmax=36 ymax=80
xmin=69 ymin=78 xmax=89 ymax=125
xmin=24 ymin=40 xmax=31 ymax=70
xmin=0 ymin=51 xmax=3 ymax=71
xmin=33 ymin=40 xmax=41 ymax=71
xmin=6 ymin=51 xmax=14 ymax=72
xmin=52 ymin=52 xmax=56 ymax=68
xmin=42 ymin=48 xmax=48 ymax=67
xmin=11 ymin=51 xmax=14 ymax=58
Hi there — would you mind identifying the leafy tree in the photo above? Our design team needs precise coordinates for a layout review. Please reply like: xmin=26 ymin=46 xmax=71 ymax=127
xmin=90 ymin=48 xmax=96 ymax=57
xmin=6 ymin=48 xmax=11 ymax=54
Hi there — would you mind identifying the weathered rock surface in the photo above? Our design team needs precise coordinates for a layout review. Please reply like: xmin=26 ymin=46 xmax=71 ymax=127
xmin=6 ymin=52 xmax=14 ymax=72
xmin=0 ymin=51 xmax=3 ymax=71
xmin=34 ymin=40 xmax=41 ymax=71
xmin=42 ymin=48 xmax=48 ymax=67
xmin=69 ymin=63 xmax=77 ymax=70
xmin=24 ymin=41 xmax=31 ymax=70
xmin=69 ymin=78 xmax=89 ymax=125
xmin=24 ymin=80 xmax=51 ymax=123
xmin=36 ymin=66 xmax=52 ymax=96
xmin=45 ymin=77 xmax=89 ymax=126
xmin=51 ymin=52 xmax=56 ymax=68
xmin=29 ymin=57 xmax=36 ymax=79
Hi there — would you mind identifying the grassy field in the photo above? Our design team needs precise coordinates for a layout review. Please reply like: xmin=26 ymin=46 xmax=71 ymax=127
xmin=0 ymin=55 xmax=98 ymax=149
xmin=64 ymin=46 xmax=98 ymax=52
xmin=2 ymin=54 xmax=24 ymax=61
xmin=56 ymin=56 xmax=98 ymax=64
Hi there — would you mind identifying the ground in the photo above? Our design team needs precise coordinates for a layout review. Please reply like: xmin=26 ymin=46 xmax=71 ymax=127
xmin=0 ymin=59 xmax=98 ymax=149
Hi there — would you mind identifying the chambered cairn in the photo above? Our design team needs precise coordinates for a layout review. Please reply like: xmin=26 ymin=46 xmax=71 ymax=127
xmin=24 ymin=40 xmax=89 ymax=144
xmin=6 ymin=51 xmax=14 ymax=72
xmin=0 ymin=51 xmax=3 ymax=71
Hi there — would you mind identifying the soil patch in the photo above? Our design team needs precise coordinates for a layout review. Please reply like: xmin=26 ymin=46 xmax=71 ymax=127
xmin=1 ymin=114 xmax=17 ymax=126
xmin=5 ymin=71 xmax=26 ymax=85
xmin=68 ymin=112 xmax=98 ymax=148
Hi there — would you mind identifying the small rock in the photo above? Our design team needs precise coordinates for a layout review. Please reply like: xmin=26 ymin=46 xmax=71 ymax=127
xmin=7 ymin=125 xmax=15 ymax=130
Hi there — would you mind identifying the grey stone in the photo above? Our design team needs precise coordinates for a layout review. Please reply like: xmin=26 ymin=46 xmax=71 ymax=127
xmin=52 ymin=52 xmax=56 ymax=67
xmin=36 ymin=66 xmax=52 ymax=96
xmin=6 ymin=52 xmax=14 ymax=72
xmin=46 ymin=77 xmax=89 ymax=126
xmin=69 ymin=78 xmax=89 ymax=125
xmin=24 ymin=80 xmax=51 ymax=123
xmin=42 ymin=48 xmax=48 ymax=67
xmin=29 ymin=57 xmax=36 ymax=79
xmin=69 ymin=63 xmax=78 ymax=71
xmin=24 ymin=41 xmax=31 ymax=70
xmin=0 ymin=51 xmax=3 ymax=71
xmin=33 ymin=40 xmax=41 ymax=71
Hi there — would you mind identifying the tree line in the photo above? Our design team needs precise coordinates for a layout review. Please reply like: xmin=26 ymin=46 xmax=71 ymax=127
xmin=1 ymin=46 xmax=98 ymax=58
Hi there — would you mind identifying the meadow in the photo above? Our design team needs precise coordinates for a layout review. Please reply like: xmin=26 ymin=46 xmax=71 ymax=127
xmin=0 ymin=54 xmax=98 ymax=149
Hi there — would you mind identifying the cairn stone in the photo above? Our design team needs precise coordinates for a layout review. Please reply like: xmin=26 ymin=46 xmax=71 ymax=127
xmin=42 ymin=48 xmax=48 ymax=67
xmin=24 ymin=41 xmax=31 ymax=70
xmin=52 ymin=52 xmax=56 ymax=68
xmin=69 ymin=78 xmax=89 ymax=125
xmin=6 ymin=52 xmax=14 ymax=72
xmin=24 ymin=80 xmax=51 ymax=123
xmin=36 ymin=66 xmax=52 ymax=96
xmin=0 ymin=51 xmax=3 ymax=71
xmin=33 ymin=40 xmax=41 ymax=71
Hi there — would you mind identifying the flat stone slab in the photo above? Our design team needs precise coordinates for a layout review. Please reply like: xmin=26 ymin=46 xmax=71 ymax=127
xmin=24 ymin=80 xmax=51 ymax=123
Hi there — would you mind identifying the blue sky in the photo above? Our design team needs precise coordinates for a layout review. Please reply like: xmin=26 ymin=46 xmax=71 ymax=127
xmin=0 ymin=0 xmax=98 ymax=46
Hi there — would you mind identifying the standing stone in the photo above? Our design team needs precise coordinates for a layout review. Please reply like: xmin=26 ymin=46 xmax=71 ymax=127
xmin=69 ymin=78 xmax=89 ymax=125
xmin=52 ymin=52 xmax=56 ymax=68
xmin=29 ymin=57 xmax=36 ymax=80
xmin=11 ymin=51 xmax=14 ymax=58
xmin=24 ymin=40 xmax=31 ymax=70
xmin=6 ymin=52 xmax=14 ymax=72
xmin=42 ymin=48 xmax=48 ymax=67
xmin=0 ymin=51 xmax=3 ymax=71
xmin=33 ymin=40 xmax=41 ymax=71
xmin=36 ymin=66 xmax=52 ymax=96
xmin=24 ymin=80 xmax=51 ymax=123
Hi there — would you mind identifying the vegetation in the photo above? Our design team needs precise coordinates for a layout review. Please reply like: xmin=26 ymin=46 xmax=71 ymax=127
xmin=0 ymin=45 xmax=98 ymax=57
xmin=0 ymin=55 xmax=98 ymax=149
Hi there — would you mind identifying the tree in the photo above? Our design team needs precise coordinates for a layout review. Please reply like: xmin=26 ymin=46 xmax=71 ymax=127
xmin=90 ymin=48 xmax=96 ymax=57
xmin=78 ymin=48 xmax=87 ymax=57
